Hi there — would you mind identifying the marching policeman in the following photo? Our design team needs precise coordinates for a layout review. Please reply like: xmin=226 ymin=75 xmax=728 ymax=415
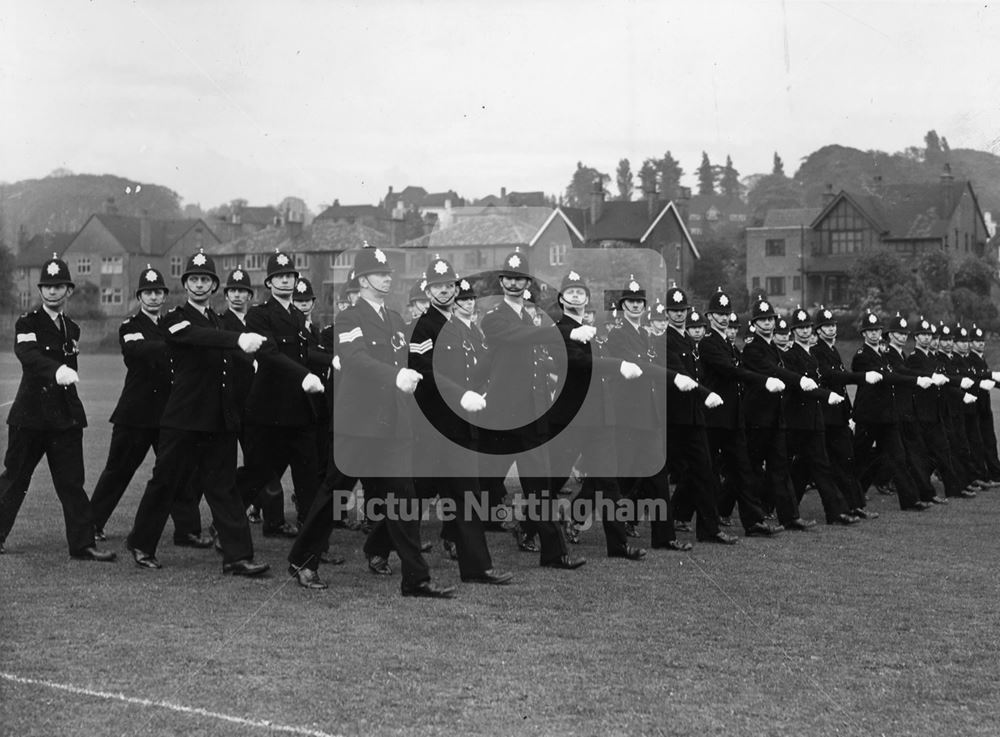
xmin=89 ymin=266 xmax=208 ymax=546
xmin=968 ymin=326 xmax=1000 ymax=482
xmin=0 ymin=255 xmax=115 ymax=560
xmin=126 ymin=250 xmax=271 ymax=575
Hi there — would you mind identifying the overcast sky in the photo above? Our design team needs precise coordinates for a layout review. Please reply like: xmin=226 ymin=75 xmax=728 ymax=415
xmin=2 ymin=1 xmax=998 ymax=212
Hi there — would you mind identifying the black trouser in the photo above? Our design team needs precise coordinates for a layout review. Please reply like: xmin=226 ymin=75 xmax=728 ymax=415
xmin=89 ymin=424 xmax=201 ymax=537
xmin=976 ymin=400 xmax=1000 ymax=480
xmin=824 ymin=424 xmax=866 ymax=510
xmin=127 ymin=428 xmax=253 ymax=565
xmin=942 ymin=405 xmax=977 ymax=491
xmin=704 ymin=426 xmax=767 ymax=532
xmin=0 ymin=426 xmax=95 ymax=555
xmin=662 ymin=424 xmax=720 ymax=540
xmin=963 ymin=411 xmax=989 ymax=482
xmin=479 ymin=427 xmax=568 ymax=565
xmin=787 ymin=426 xmax=850 ymax=522
xmin=549 ymin=425 xmax=629 ymax=555
xmin=745 ymin=425 xmax=800 ymax=526
xmin=899 ymin=419 xmax=939 ymax=503
xmin=237 ymin=424 xmax=320 ymax=528
xmin=288 ymin=443 xmax=352 ymax=572
xmin=915 ymin=418 xmax=964 ymax=497
xmin=854 ymin=422 xmax=921 ymax=509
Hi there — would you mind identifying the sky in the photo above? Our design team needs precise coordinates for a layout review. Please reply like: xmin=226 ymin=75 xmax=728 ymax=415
xmin=2 ymin=0 xmax=999 ymax=213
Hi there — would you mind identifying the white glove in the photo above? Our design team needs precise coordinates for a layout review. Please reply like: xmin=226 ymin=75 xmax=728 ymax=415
xmin=460 ymin=390 xmax=487 ymax=412
xmin=55 ymin=365 xmax=79 ymax=386
xmin=992 ymin=371 xmax=1000 ymax=383
xmin=704 ymin=392 xmax=723 ymax=409
xmin=961 ymin=377 xmax=974 ymax=390
xmin=619 ymin=361 xmax=643 ymax=380
xmin=915 ymin=376 xmax=933 ymax=389
xmin=673 ymin=373 xmax=698 ymax=392
xmin=238 ymin=332 xmax=266 ymax=354
xmin=963 ymin=392 xmax=977 ymax=405
xmin=980 ymin=379 xmax=996 ymax=391
xmin=301 ymin=373 xmax=324 ymax=394
xmin=332 ymin=355 xmax=341 ymax=371
xmin=395 ymin=368 xmax=422 ymax=394
xmin=799 ymin=376 xmax=818 ymax=392
xmin=765 ymin=377 xmax=785 ymax=393
xmin=828 ymin=392 xmax=844 ymax=406
xmin=848 ymin=419 xmax=856 ymax=432
xmin=931 ymin=373 xmax=948 ymax=386
xmin=865 ymin=371 xmax=883 ymax=384
xmin=569 ymin=325 xmax=597 ymax=343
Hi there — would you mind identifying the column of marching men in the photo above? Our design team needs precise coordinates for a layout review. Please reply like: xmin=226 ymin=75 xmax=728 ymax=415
xmin=5 ymin=250 xmax=1000 ymax=599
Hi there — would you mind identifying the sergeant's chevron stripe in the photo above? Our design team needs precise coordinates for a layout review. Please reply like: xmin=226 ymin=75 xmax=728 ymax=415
xmin=16 ymin=332 xmax=37 ymax=343
xmin=167 ymin=320 xmax=191 ymax=334
xmin=339 ymin=327 xmax=363 ymax=344
xmin=122 ymin=333 xmax=144 ymax=343
xmin=409 ymin=339 xmax=433 ymax=355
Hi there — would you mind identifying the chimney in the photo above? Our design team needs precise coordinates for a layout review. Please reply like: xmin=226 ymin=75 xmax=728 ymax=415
xmin=501 ymin=186 xmax=507 ymax=202
xmin=642 ymin=179 xmax=658 ymax=221
xmin=822 ymin=183 xmax=835 ymax=206
xmin=942 ymin=163 xmax=955 ymax=213
xmin=139 ymin=209 xmax=151 ymax=253
xmin=590 ymin=177 xmax=605 ymax=226
xmin=675 ymin=186 xmax=691 ymax=224
xmin=104 ymin=197 xmax=118 ymax=215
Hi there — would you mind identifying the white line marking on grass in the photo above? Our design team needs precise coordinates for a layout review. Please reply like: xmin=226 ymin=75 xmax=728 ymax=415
xmin=0 ymin=672 xmax=341 ymax=737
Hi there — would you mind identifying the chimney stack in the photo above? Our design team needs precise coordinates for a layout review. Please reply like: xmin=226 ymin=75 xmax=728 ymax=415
xmin=139 ymin=209 xmax=151 ymax=253
xmin=822 ymin=183 xmax=835 ymax=206
xmin=941 ymin=163 xmax=955 ymax=213
xmin=501 ymin=186 xmax=507 ymax=203
xmin=590 ymin=177 xmax=605 ymax=227
xmin=642 ymin=179 xmax=658 ymax=221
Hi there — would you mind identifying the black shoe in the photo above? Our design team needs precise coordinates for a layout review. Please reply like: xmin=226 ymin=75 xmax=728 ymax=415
xmin=222 ymin=559 xmax=270 ymax=577
xmin=875 ymin=483 xmax=895 ymax=496
xmin=674 ymin=521 xmax=692 ymax=532
xmin=608 ymin=546 xmax=647 ymax=561
xmin=832 ymin=513 xmax=861 ymax=526
xmin=461 ymin=569 xmax=514 ymax=585
xmin=94 ymin=529 xmax=108 ymax=542
xmin=652 ymin=540 xmax=693 ymax=551
xmin=914 ymin=500 xmax=934 ymax=509
xmin=288 ymin=565 xmax=328 ymax=590
xmin=698 ymin=531 xmax=739 ymax=545
xmin=441 ymin=539 xmax=459 ymax=560
xmin=126 ymin=544 xmax=161 ymax=569
xmin=929 ymin=496 xmax=949 ymax=505
xmin=540 ymin=555 xmax=587 ymax=570
xmin=514 ymin=528 xmax=539 ymax=553
xmin=785 ymin=518 xmax=817 ymax=531
xmin=420 ymin=541 xmax=433 ymax=553
xmin=624 ymin=522 xmax=640 ymax=538
xmin=262 ymin=522 xmax=299 ymax=538
xmin=718 ymin=517 xmax=733 ymax=527
xmin=401 ymin=581 xmax=456 ymax=598
xmin=563 ymin=521 xmax=581 ymax=544
xmin=851 ymin=508 xmax=879 ymax=519
xmin=745 ymin=522 xmax=783 ymax=537
xmin=173 ymin=532 xmax=214 ymax=549
xmin=71 ymin=546 xmax=117 ymax=562
xmin=319 ymin=551 xmax=346 ymax=566
xmin=367 ymin=555 xmax=392 ymax=576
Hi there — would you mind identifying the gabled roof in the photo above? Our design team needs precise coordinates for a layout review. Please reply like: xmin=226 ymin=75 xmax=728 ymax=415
xmin=589 ymin=200 xmax=668 ymax=241
xmin=15 ymin=232 xmax=74 ymax=267
xmin=315 ymin=203 xmax=387 ymax=221
xmin=762 ymin=208 xmax=823 ymax=228
xmin=78 ymin=214 xmax=218 ymax=256
xmin=236 ymin=206 xmax=280 ymax=226
xmin=206 ymin=221 xmax=391 ymax=256
xmin=399 ymin=214 xmax=538 ymax=249
xmin=420 ymin=191 xmax=462 ymax=208
xmin=528 ymin=207 xmax=585 ymax=248
xmin=449 ymin=206 xmax=554 ymax=232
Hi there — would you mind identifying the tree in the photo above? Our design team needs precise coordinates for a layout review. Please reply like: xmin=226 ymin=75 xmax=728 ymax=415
xmin=925 ymin=130 xmax=943 ymax=165
xmin=688 ymin=246 xmax=729 ymax=302
xmin=772 ymin=152 xmax=785 ymax=177
xmin=697 ymin=152 xmax=715 ymax=195
xmin=638 ymin=160 xmax=657 ymax=194
xmin=848 ymin=250 xmax=917 ymax=312
xmin=565 ymin=162 xmax=610 ymax=209
xmin=615 ymin=159 xmax=634 ymax=201
xmin=719 ymin=155 xmax=741 ymax=198
xmin=916 ymin=251 xmax=951 ymax=292
xmin=655 ymin=152 xmax=684 ymax=199
xmin=951 ymin=286 xmax=998 ymax=326
xmin=953 ymin=256 xmax=995 ymax=295
xmin=745 ymin=173 xmax=804 ymax=225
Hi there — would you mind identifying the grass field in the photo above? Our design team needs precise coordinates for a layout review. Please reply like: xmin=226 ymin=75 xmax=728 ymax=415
xmin=2 ymin=351 xmax=1000 ymax=737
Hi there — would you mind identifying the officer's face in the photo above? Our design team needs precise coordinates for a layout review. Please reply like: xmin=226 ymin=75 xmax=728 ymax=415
xmin=39 ymin=284 xmax=72 ymax=310
xmin=348 ymin=292 xmax=361 ymax=306
xmin=793 ymin=326 xmax=812 ymax=342
xmin=226 ymin=288 xmax=252 ymax=311
xmin=293 ymin=298 xmax=315 ymax=316
xmin=753 ymin=317 xmax=774 ymax=337
xmin=817 ymin=324 xmax=837 ymax=341
xmin=362 ymin=273 xmax=392 ymax=294
xmin=426 ymin=282 xmax=456 ymax=306
xmin=862 ymin=328 xmax=882 ymax=346
xmin=956 ymin=339 xmax=970 ymax=352
xmin=561 ymin=287 xmax=589 ymax=308
xmin=622 ymin=299 xmax=646 ymax=316
xmin=666 ymin=308 xmax=687 ymax=329
xmin=184 ymin=275 xmax=216 ymax=303
xmin=687 ymin=326 xmax=706 ymax=342
xmin=773 ymin=331 xmax=789 ymax=346
xmin=915 ymin=332 xmax=933 ymax=349
xmin=409 ymin=299 xmax=430 ymax=318
xmin=138 ymin=288 xmax=166 ymax=313
xmin=269 ymin=273 xmax=297 ymax=296
xmin=725 ymin=326 xmax=738 ymax=341
xmin=454 ymin=297 xmax=476 ymax=318
xmin=336 ymin=299 xmax=349 ymax=312
xmin=708 ymin=312 xmax=729 ymax=331
xmin=500 ymin=276 xmax=529 ymax=295
xmin=941 ymin=338 xmax=954 ymax=352
xmin=973 ymin=339 xmax=986 ymax=352
xmin=889 ymin=331 xmax=908 ymax=348
xmin=651 ymin=318 xmax=668 ymax=334
xmin=582 ymin=312 xmax=595 ymax=326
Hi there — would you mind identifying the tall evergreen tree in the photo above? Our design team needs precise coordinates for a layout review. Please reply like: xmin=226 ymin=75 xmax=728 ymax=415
xmin=565 ymin=162 xmax=610 ymax=209
xmin=720 ymin=155 xmax=741 ymax=198
xmin=656 ymin=151 xmax=684 ymax=199
xmin=772 ymin=152 xmax=785 ymax=176
xmin=697 ymin=152 xmax=715 ymax=196
xmin=615 ymin=158 xmax=634 ymax=201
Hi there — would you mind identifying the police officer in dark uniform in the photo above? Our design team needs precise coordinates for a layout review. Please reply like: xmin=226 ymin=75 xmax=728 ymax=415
xmin=125 ymin=250 xmax=271 ymax=574
xmin=89 ymin=266 xmax=207 ymax=546
xmin=0 ymin=254 xmax=115 ymax=560
xmin=967 ymin=326 xmax=1000 ymax=483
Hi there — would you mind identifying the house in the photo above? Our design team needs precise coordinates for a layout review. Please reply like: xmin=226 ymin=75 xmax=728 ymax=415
xmin=210 ymin=203 xmax=283 ymax=242
xmin=686 ymin=193 xmax=749 ymax=243
xmin=805 ymin=168 xmax=989 ymax=306
xmin=60 ymin=204 xmax=221 ymax=317
xmin=472 ymin=187 xmax=548 ymax=208
xmin=745 ymin=208 xmax=821 ymax=311
xmin=13 ymin=230 xmax=75 ymax=310
xmin=314 ymin=201 xmax=388 ymax=230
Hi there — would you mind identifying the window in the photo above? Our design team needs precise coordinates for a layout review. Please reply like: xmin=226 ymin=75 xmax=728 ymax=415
xmin=330 ymin=251 xmax=353 ymax=269
xmin=19 ymin=291 xmax=32 ymax=309
xmin=222 ymin=256 xmax=237 ymax=270
xmin=830 ymin=231 xmax=863 ymax=255
xmin=549 ymin=243 xmax=567 ymax=266
xmin=765 ymin=277 xmax=785 ymax=296
xmin=294 ymin=253 xmax=310 ymax=270
xmin=101 ymin=256 xmax=123 ymax=274
xmin=689 ymin=213 xmax=702 ymax=221
xmin=245 ymin=254 xmax=264 ymax=271
xmin=77 ymin=257 xmax=92 ymax=275
xmin=793 ymin=276 xmax=802 ymax=291
xmin=751 ymin=276 xmax=760 ymax=290
xmin=170 ymin=256 xmax=183 ymax=278
xmin=100 ymin=287 xmax=123 ymax=305
xmin=706 ymin=207 xmax=719 ymax=222
xmin=765 ymin=239 xmax=786 ymax=257
xmin=690 ymin=226 xmax=702 ymax=236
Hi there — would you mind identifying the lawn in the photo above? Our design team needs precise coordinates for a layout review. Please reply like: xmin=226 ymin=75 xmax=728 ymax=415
xmin=2 ymin=352 xmax=1000 ymax=737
